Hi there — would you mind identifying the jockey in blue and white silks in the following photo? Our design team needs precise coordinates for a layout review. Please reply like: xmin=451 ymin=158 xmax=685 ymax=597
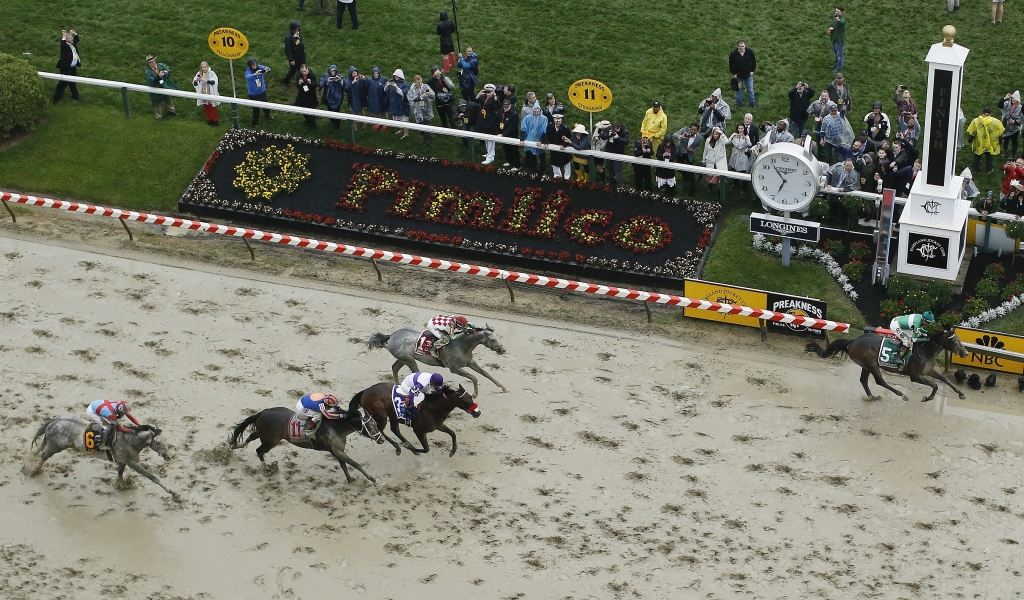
xmin=396 ymin=372 xmax=444 ymax=410
xmin=295 ymin=392 xmax=341 ymax=439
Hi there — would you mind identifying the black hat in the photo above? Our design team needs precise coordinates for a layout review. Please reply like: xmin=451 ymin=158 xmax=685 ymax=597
xmin=546 ymin=92 xmax=555 ymax=99
xmin=983 ymin=106 xmax=992 ymax=114
xmin=872 ymin=101 xmax=882 ymax=109
xmin=430 ymin=65 xmax=441 ymax=74
xmin=954 ymin=369 xmax=967 ymax=384
xmin=985 ymin=374 xmax=997 ymax=387
xmin=247 ymin=58 xmax=257 ymax=67
xmin=968 ymin=373 xmax=982 ymax=390
xmin=289 ymin=20 xmax=301 ymax=31
xmin=653 ymin=101 xmax=661 ymax=108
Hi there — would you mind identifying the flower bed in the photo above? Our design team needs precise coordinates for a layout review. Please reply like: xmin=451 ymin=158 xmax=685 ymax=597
xmin=180 ymin=129 xmax=722 ymax=283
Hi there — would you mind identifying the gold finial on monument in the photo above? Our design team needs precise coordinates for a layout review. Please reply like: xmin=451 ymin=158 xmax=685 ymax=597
xmin=942 ymin=25 xmax=957 ymax=47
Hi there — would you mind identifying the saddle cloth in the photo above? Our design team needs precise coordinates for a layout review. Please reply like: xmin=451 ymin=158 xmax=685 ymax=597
xmin=286 ymin=412 xmax=311 ymax=444
xmin=83 ymin=423 xmax=105 ymax=454
xmin=414 ymin=331 xmax=435 ymax=357
xmin=391 ymin=386 xmax=415 ymax=424
xmin=877 ymin=337 xmax=905 ymax=369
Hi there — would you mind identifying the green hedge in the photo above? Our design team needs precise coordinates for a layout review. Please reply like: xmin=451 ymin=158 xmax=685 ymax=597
xmin=0 ymin=52 xmax=45 ymax=139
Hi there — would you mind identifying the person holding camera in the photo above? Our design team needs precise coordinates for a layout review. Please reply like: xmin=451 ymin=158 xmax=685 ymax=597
xmin=192 ymin=61 xmax=221 ymax=127
xmin=591 ymin=120 xmax=612 ymax=184
xmin=893 ymin=85 xmax=917 ymax=120
xmin=697 ymin=90 xmax=730 ymax=138
xmin=863 ymin=101 xmax=889 ymax=143
xmin=825 ymin=72 xmax=851 ymax=116
xmin=702 ymin=127 xmax=728 ymax=195
xmin=427 ymin=66 xmax=457 ymax=129
xmin=385 ymin=69 xmax=411 ymax=138
xmin=53 ymin=29 xmax=81 ymax=104
xmin=499 ymin=97 xmax=521 ymax=169
xmin=408 ymin=74 xmax=435 ymax=145
xmin=605 ymin=122 xmax=629 ymax=187
xmin=294 ymin=64 xmax=320 ymax=129
xmin=281 ymin=21 xmax=306 ymax=85
xmin=144 ymin=55 xmax=178 ymax=120
xmin=367 ymin=67 xmax=388 ymax=128
xmin=476 ymin=84 xmax=501 ymax=164
xmin=787 ymin=81 xmax=815 ymax=137
xmin=671 ymin=122 xmax=703 ymax=196
xmin=244 ymin=59 xmax=274 ymax=126
xmin=895 ymin=114 xmax=920 ymax=145
xmin=808 ymin=89 xmax=831 ymax=143
xmin=727 ymin=124 xmax=753 ymax=174
xmin=728 ymin=40 xmax=756 ymax=109
xmin=1001 ymin=157 xmax=1024 ymax=203
xmin=456 ymin=46 xmax=479 ymax=102
xmin=344 ymin=67 xmax=368 ymax=128
xmin=319 ymin=65 xmax=345 ymax=129
xmin=999 ymin=91 xmax=1022 ymax=158
xmin=633 ymin=133 xmax=654 ymax=191
xmin=829 ymin=6 xmax=847 ymax=72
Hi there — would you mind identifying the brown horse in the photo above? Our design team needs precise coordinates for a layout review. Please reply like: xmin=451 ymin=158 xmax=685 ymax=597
xmin=348 ymin=382 xmax=480 ymax=457
xmin=228 ymin=407 xmax=382 ymax=485
xmin=805 ymin=328 xmax=968 ymax=402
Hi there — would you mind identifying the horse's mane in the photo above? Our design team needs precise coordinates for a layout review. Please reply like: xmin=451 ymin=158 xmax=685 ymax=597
xmin=135 ymin=424 xmax=161 ymax=436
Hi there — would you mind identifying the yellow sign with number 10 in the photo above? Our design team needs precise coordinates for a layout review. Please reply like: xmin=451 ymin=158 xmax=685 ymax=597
xmin=208 ymin=28 xmax=249 ymax=60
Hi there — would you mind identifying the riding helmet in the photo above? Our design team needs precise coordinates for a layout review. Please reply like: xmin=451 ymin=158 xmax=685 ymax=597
xmin=922 ymin=311 xmax=935 ymax=323
xmin=455 ymin=315 xmax=469 ymax=328
xmin=430 ymin=373 xmax=444 ymax=387
xmin=323 ymin=394 xmax=338 ymax=406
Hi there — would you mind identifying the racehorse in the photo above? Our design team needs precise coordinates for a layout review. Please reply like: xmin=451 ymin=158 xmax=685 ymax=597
xmin=349 ymin=382 xmax=481 ymax=457
xmin=228 ymin=407 xmax=381 ymax=485
xmin=366 ymin=326 xmax=509 ymax=395
xmin=26 ymin=418 xmax=179 ymax=501
xmin=805 ymin=328 xmax=968 ymax=402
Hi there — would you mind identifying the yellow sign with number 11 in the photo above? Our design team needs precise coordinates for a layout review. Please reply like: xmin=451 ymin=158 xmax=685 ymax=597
xmin=568 ymin=79 xmax=613 ymax=113
xmin=208 ymin=28 xmax=249 ymax=60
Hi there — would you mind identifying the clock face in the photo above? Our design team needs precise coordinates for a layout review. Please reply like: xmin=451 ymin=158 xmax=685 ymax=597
xmin=754 ymin=151 xmax=818 ymax=211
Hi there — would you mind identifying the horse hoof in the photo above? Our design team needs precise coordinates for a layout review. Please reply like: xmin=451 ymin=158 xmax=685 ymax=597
xmin=958 ymin=393 xmax=966 ymax=400
xmin=171 ymin=493 xmax=182 ymax=503
xmin=901 ymin=395 xmax=910 ymax=402
xmin=500 ymin=387 xmax=510 ymax=393
xmin=922 ymin=396 xmax=933 ymax=403
xmin=448 ymin=449 xmax=456 ymax=458
xmin=394 ymin=447 xmax=401 ymax=456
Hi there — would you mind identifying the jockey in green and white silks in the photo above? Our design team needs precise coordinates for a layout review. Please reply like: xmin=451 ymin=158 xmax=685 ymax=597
xmin=889 ymin=311 xmax=935 ymax=361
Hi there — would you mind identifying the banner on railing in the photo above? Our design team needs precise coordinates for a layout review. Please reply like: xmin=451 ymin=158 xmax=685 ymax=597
xmin=952 ymin=327 xmax=1024 ymax=374
xmin=683 ymin=280 xmax=827 ymax=337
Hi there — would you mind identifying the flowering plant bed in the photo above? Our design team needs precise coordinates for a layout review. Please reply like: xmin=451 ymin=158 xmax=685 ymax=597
xmin=179 ymin=129 xmax=722 ymax=283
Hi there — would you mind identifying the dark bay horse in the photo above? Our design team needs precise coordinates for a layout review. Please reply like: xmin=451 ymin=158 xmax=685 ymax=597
xmin=805 ymin=328 xmax=968 ymax=402
xmin=26 ymin=418 xmax=179 ymax=501
xmin=349 ymin=382 xmax=480 ymax=457
xmin=367 ymin=326 xmax=508 ymax=395
xmin=228 ymin=408 xmax=381 ymax=485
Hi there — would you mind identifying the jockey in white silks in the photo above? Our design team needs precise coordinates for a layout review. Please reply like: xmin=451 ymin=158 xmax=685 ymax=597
xmin=396 ymin=372 xmax=444 ymax=411
xmin=889 ymin=311 xmax=935 ymax=361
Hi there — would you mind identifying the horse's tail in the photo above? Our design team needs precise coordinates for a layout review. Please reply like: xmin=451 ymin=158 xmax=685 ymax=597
xmin=228 ymin=412 xmax=262 ymax=449
xmin=366 ymin=333 xmax=390 ymax=350
xmin=30 ymin=418 xmax=55 ymax=448
xmin=805 ymin=338 xmax=853 ymax=359
xmin=347 ymin=391 xmax=364 ymax=419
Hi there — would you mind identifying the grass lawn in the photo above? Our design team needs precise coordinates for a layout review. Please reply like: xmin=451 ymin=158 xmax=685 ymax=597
xmin=702 ymin=203 xmax=867 ymax=330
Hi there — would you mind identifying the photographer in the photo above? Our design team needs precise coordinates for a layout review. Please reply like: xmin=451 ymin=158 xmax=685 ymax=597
xmin=787 ymin=81 xmax=816 ymax=137
xmin=427 ymin=66 xmax=457 ymax=128
xmin=456 ymin=46 xmax=479 ymax=101
xmin=385 ymin=69 xmax=411 ymax=138
xmin=320 ymin=65 xmax=345 ymax=129
xmin=893 ymin=85 xmax=918 ymax=120
xmin=825 ymin=72 xmax=851 ymax=116
xmin=344 ymin=67 xmax=368 ymax=127
xmin=244 ymin=59 xmax=274 ymax=126
xmin=671 ymin=122 xmax=703 ymax=195
xmin=605 ymin=122 xmax=629 ymax=187
xmin=863 ymin=101 xmax=889 ymax=142
xmin=192 ymin=61 xmax=221 ymax=127
xmin=144 ymin=55 xmax=178 ymax=120
xmin=408 ymin=74 xmax=435 ymax=145
xmin=476 ymin=83 xmax=501 ymax=164
xmin=697 ymin=90 xmax=730 ymax=137
xmin=808 ymin=89 xmax=831 ymax=142
xmin=591 ymin=120 xmax=612 ymax=184
xmin=999 ymin=91 xmax=1022 ymax=158
xmin=294 ymin=64 xmax=320 ymax=129
xmin=53 ymin=29 xmax=81 ymax=104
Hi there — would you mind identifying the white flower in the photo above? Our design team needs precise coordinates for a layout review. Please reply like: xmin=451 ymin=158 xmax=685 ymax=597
xmin=837 ymin=274 xmax=849 ymax=285
xmin=968 ymin=317 xmax=981 ymax=328
xmin=1009 ymin=296 xmax=1022 ymax=309
xmin=848 ymin=291 xmax=859 ymax=301
xmin=830 ymin=267 xmax=843 ymax=277
xmin=752 ymin=233 xmax=766 ymax=245
xmin=843 ymin=283 xmax=854 ymax=292
xmin=996 ymin=306 xmax=1008 ymax=317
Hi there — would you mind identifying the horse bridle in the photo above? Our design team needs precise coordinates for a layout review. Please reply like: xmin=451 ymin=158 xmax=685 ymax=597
xmin=359 ymin=411 xmax=384 ymax=444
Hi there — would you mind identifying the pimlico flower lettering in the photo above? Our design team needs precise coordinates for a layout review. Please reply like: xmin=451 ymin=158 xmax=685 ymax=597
xmin=233 ymin=144 xmax=312 ymax=201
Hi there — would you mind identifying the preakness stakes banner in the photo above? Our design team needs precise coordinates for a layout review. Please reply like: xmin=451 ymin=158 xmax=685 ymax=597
xmin=0 ymin=191 xmax=850 ymax=333
xmin=683 ymin=281 xmax=828 ymax=337
xmin=179 ymin=129 xmax=720 ymax=285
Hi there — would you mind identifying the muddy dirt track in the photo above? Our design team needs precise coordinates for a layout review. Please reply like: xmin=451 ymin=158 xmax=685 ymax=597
xmin=1 ymin=205 xmax=1023 ymax=599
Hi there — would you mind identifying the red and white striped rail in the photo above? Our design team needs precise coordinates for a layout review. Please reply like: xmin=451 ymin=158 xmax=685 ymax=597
xmin=1 ymin=191 xmax=851 ymax=333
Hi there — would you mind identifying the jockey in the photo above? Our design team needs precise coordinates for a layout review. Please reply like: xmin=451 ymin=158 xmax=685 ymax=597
xmin=86 ymin=399 xmax=140 ymax=450
xmin=396 ymin=372 xmax=444 ymax=412
xmin=295 ymin=392 xmax=342 ymax=440
xmin=426 ymin=314 xmax=476 ymax=357
xmin=889 ymin=311 xmax=935 ymax=361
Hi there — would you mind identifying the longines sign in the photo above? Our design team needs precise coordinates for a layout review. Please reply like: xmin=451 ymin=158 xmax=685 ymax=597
xmin=749 ymin=213 xmax=821 ymax=242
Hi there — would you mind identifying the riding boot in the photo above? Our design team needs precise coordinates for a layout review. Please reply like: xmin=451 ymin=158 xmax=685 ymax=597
xmin=303 ymin=419 xmax=320 ymax=441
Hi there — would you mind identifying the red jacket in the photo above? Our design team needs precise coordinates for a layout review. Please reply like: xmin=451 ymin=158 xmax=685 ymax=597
xmin=1002 ymin=163 xmax=1024 ymax=195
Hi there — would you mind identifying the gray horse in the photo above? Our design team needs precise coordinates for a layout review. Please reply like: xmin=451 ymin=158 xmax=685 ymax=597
xmin=367 ymin=326 xmax=509 ymax=395
xmin=26 ymin=417 xmax=180 ymax=502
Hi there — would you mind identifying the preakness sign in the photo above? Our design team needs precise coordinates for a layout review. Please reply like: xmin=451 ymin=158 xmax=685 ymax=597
xmin=683 ymin=280 xmax=827 ymax=337
xmin=748 ymin=213 xmax=821 ymax=243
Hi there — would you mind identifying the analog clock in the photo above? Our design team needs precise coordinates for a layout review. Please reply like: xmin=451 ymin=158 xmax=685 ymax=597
xmin=750 ymin=137 xmax=823 ymax=212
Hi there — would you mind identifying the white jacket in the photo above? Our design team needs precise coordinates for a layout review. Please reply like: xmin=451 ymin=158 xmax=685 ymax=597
xmin=193 ymin=70 xmax=220 ymax=106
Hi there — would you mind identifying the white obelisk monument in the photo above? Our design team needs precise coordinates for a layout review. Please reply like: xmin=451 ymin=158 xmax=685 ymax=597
xmin=896 ymin=26 xmax=970 ymax=281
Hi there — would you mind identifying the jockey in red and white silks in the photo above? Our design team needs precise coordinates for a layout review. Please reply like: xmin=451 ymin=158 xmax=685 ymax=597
xmin=426 ymin=315 xmax=476 ymax=354
xmin=396 ymin=372 xmax=444 ymax=409
xmin=86 ymin=399 xmax=141 ymax=449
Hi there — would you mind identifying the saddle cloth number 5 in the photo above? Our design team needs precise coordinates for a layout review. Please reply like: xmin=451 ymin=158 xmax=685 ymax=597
xmin=879 ymin=345 xmax=893 ymax=364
